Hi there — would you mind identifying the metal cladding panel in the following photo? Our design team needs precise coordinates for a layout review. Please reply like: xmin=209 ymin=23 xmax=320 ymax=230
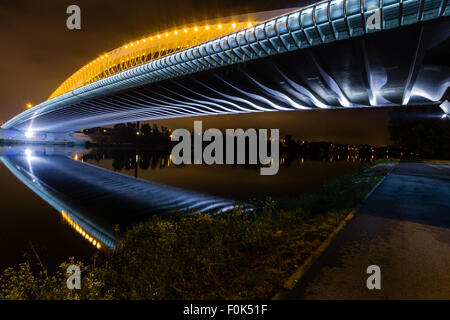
xmin=193 ymin=58 xmax=207 ymax=68
xmin=280 ymin=33 xmax=298 ymax=51
xmin=232 ymin=47 xmax=246 ymax=60
xmin=291 ymin=29 xmax=310 ymax=48
xmin=301 ymin=8 xmax=314 ymax=27
xmin=383 ymin=2 xmax=401 ymax=29
xmin=287 ymin=11 xmax=301 ymax=30
xmin=383 ymin=0 xmax=400 ymax=4
xmin=168 ymin=55 xmax=176 ymax=66
xmin=315 ymin=2 xmax=330 ymax=23
xmin=240 ymin=44 xmax=256 ymax=59
xmin=269 ymin=37 xmax=288 ymax=52
xmin=259 ymin=38 xmax=277 ymax=55
xmin=224 ymin=49 xmax=236 ymax=61
xmin=217 ymin=51 xmax=231 ymax=64
xmin=237 ymin=30 xmax=247 ymax=46
xmin=181 ymin=51 xmax=189 ymax=62
xmin=346 ymin=0 xmax=362 ymax=15
xmin=421 ymin=0 xmax=445 ymax=20
xmin=364 ymin=0 xmax=381 ymax=9
xmin=210 ymin=53 xmax=222 ymax=65
xmin=347 ymin=13 xmax=365 ymax=37
xmin=304 ymin=26 xmax=322 ymax=46
xmin=330 ymin=0 xmax=345 ymax=19
xmin=197 ymin=57 xmax=210 ymax=68
xmin=401 ymin=0 xmax=421 ymax=25
xmin=204 ymin=55 xmax=218 ymax=67
xmin=219 ymin=37 xmax=230 ymax=50
xmin=213 ymin=39 xmax=222 ymax=53
xmin=186 ymin=49 xmax=194 ymax=60
xmin=249 ymin=42 xmax=268 ymax=57
xmin=346 ymin=0 xmax=364 ymax=37
xmin=245 ymin=28 xmax=257 ymax=43
xmin=276 ymin=16 xmax=289 ymax=34
xmin=318 ymin=23 xmax=336 ymax=42
xmin=175 ymin=53 xmax=183 ymax=64
xmin=228 ymin=34 xmax=239 ymax=48
xmin=206 ymin=42 xmax=215 ymax=55
xmin=301 ymin=7 xmax=322 ymax=45
xmin=255 ymin=24 xmax=266 ymax=40
xmin=445 ymin=1 xmax=450 ymax=15
xmin=331 ymin=17 xmax=349 ymax=40
xmin=192 ymin=47 xmax=201 ymax=59
xmin=185 ymin=61 xmax=197 ymax=71
xmin=199 ymin=44 xmax=208 ymax=57
xmin=265 ymin=20 xmax=278 ymax=37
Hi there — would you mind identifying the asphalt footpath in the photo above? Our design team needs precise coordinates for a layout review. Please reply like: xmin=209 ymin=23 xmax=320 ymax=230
xmin=286 ymin=161 xmax=450 ymax=300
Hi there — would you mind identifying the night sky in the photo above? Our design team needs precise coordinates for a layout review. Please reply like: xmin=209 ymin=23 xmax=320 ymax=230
xmin=1 ymin=0 xmax=398 ymax=145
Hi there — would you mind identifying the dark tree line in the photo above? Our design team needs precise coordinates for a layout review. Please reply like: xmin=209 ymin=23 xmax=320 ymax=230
xmin=389 ymin=106 xmax=450 ymax=159
xmin=112 ymin=122 xmax=171 ymax=144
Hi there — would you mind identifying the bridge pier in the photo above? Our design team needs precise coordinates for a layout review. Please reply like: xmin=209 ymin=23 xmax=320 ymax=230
xmin=0 ymin=128 xmax=91 ymax=145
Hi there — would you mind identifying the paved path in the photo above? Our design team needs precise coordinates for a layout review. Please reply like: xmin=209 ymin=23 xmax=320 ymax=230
xmin=287 ymin=162 xmax=450 ymax=299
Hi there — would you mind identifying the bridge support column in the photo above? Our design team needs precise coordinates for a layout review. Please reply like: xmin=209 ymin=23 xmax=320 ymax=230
xmin=0 ymin=128 xmax=92 ymax=145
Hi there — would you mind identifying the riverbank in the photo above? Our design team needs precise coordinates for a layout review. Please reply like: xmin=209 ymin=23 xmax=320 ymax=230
xmin=0 ymin=160 xmax=393 ymax=300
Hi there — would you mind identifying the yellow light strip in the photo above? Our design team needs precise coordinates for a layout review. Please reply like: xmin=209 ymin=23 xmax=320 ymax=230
xmin=48 ymin=21 xmax=258 ymax=100
xmin=61 ymin=210 xmax=102 ymax=249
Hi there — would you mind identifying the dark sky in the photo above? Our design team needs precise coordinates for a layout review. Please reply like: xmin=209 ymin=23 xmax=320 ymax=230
xmin=0 ymin=0 xmax=396 ymax=145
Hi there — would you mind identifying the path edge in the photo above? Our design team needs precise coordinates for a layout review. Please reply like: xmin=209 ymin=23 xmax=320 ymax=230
xmin=272 ymin=167 xmax=393 ymax=300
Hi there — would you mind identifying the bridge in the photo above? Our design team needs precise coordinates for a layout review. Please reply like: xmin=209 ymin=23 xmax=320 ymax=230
xmin=1 ymin=0 xmax=449 ymax=138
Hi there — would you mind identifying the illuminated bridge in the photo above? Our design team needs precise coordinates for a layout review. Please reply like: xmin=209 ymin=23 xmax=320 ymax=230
xmin=2 ymin=0 xmax=450 ymax=135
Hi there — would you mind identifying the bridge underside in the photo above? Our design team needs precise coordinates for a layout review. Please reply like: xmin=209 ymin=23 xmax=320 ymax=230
xmin=10 ymin=18 xmax=450 ymax=133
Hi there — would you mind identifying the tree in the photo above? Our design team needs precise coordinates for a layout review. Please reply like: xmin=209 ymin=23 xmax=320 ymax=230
xmin=389 ymin=106 xmax=450 ymax=159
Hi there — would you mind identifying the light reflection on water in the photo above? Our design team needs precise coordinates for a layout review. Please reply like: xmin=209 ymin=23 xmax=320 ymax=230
xmin=81 ymin=147 xmax=372 ymax=200
xmin=0 ymin=146 xmax=247 ymax=250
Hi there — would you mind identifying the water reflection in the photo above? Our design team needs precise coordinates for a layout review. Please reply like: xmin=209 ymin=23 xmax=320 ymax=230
xmin=0 ymin=146 xmax=248 ymax=249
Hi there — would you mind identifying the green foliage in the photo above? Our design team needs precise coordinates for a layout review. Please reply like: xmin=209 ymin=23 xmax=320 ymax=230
xmin=0 ymin=258 xmax=112 ymax=300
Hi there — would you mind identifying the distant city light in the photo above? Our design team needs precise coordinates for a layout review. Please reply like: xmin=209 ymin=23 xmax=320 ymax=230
xmin=24 ymin=131 xmax=34 ymax=139
xmin=24 ymin=148 xmax=32 ymax=157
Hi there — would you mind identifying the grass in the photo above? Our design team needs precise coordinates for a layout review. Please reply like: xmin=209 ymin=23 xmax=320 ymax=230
xmin=0 ymin=161 xmax=390 ymax=300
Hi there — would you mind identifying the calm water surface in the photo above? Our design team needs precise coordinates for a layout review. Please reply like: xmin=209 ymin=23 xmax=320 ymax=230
xmin=0 ymin=145 xmax=372 ymax=271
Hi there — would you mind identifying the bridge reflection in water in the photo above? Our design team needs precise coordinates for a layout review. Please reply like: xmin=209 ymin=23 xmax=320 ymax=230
xmin=0 ymin=147 xmax=249 ymax=249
